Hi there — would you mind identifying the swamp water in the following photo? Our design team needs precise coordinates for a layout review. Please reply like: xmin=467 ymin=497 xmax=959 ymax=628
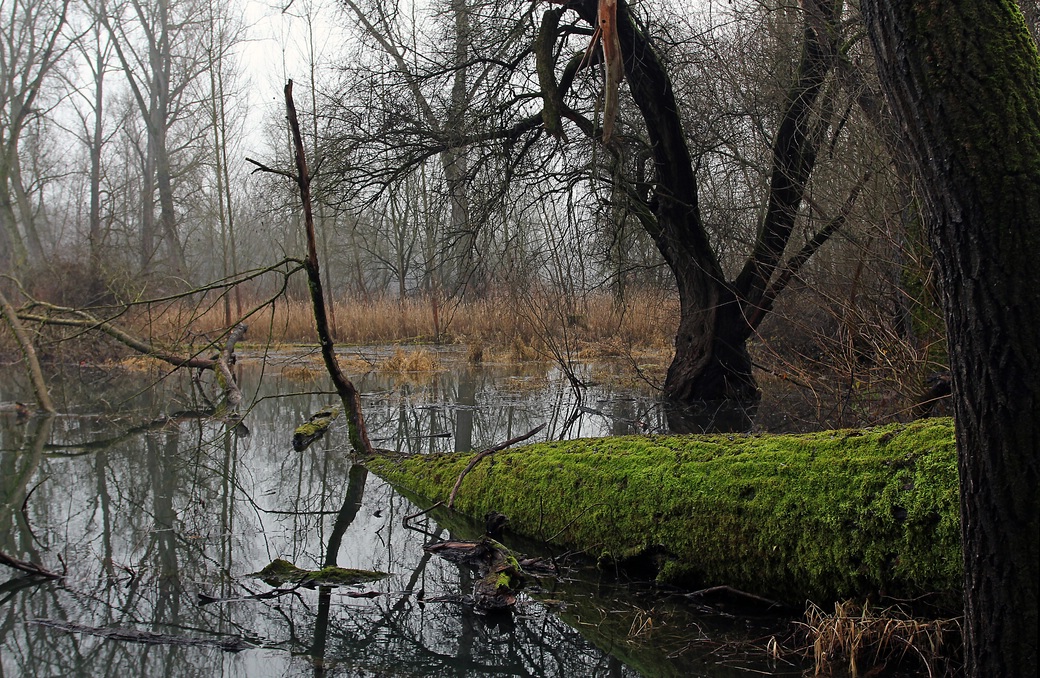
xmin=1 ymin=348 xmax=810 ymax=677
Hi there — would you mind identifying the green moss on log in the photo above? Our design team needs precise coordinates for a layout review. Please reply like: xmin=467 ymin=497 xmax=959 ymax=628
xmin=367 ymin=419 xmax=961 ymax=609
xmin=251 ymin=558 xmax=387 ymax=587
xmin=292 ymin=406 xmax=340 ymax=451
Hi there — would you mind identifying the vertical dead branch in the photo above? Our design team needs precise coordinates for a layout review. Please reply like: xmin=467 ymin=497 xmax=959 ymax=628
xmin=214 ymin=323 xmax=247 ymax=413
xmin=284 ymin=80 xmax=373 ymax=456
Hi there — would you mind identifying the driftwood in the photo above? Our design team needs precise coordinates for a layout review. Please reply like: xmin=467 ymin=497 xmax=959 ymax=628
xmin=425 ymin=538 xmax=526 ymax=611
xmin=292 ymin=405 xmax=340 ymax=451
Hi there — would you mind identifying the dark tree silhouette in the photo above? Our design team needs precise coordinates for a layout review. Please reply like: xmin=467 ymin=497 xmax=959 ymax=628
xmin=861 ymin=1 xmax=1040 ymax=675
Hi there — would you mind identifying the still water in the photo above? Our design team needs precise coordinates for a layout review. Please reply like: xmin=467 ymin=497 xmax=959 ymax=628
xmin=1 ymin=349 xmax=806 ymax=677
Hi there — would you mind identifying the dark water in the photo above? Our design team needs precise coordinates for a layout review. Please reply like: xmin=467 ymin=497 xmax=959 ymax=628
xmin=0 ymin=350 xmax=806 ymax=677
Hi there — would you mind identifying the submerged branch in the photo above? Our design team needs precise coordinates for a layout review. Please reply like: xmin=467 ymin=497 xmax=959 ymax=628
xmin=29 ymin=620 xmax=253 ymax=652
xmin=0 ymin=552 xmax=61 ymax=580
xmin=15 ymin=299 xmax=248 ymax=416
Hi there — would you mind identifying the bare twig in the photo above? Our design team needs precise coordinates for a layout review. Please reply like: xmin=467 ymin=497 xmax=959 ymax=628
xmin=245 ymin=157 xmax=295 ymax=180
xmin=448 ymin=424 xmax=546 ymax=508
xmin=403 ymin=501 xmax=445 ymax=529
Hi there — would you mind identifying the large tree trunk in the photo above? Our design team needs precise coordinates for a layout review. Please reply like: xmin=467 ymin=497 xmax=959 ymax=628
xmin=596 ymin=0 xmax=752 ymax=404
xmin=576 ymin=0 xmax=837 ymax=407
xmin=861 ymin=2 xmax=1040 ymax=676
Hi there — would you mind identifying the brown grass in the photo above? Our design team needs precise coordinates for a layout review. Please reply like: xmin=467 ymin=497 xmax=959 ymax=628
xmin=142 ymin=290 xmax=678 ymax=358
xmin=281 ymin=364 xmax=323 ymax=381
xmin=797 ymin=601 xmax=962 ymax=677
xmin=380 ymin=346 xmax=440 ymax=372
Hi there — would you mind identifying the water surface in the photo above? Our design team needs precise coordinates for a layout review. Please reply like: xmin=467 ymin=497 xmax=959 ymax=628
xmin=1 ymin=350 xmax=806 ymax=677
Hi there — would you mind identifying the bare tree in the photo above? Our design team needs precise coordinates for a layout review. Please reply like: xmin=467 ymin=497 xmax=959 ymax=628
xmin=96 ymin=0 xmax=210 ymax=279
xmin=0 ymin=0 xmax=71 ymax=275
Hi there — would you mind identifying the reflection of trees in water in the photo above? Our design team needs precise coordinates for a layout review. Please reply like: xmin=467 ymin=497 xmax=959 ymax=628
xmin=2 ymin=362 xmax=786 ymax=677
xmin=0 ymin=378 xmax=651 ymax=677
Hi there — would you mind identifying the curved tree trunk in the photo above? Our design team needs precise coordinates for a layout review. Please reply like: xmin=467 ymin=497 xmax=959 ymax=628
xmin=861 ymin=2 xmax=1040 ymax=675
xmin=572 ymin=0 xmax=839 ymax=407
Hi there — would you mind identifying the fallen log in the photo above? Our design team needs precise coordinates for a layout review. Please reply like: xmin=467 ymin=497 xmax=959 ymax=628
xmin=292 ymin=405 xmax=340 ymax=451
xmin=366 ymin=418 xmax=962 ymax=612
xmin=249 ymin=558 xmax=386 ymax=588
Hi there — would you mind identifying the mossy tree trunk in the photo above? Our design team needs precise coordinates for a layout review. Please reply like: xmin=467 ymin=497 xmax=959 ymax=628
xmin=861 ymin=2 xmax=1040 ymax=675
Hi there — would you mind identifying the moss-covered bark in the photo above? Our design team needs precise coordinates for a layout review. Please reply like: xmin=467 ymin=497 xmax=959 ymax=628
xmin=368 ymin=419 xmax=961 ymax=611
xmin=862 ymin=2 xmax=1040 ymax=674
xmin=251 ymin=558 xmax=387 ymax=587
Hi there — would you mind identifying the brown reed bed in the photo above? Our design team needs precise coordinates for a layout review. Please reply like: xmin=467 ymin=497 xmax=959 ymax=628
xmin=142 ymin=290 xmax=679 ymax=359
xmin=794 ymin=600 xmax=962 ymax=677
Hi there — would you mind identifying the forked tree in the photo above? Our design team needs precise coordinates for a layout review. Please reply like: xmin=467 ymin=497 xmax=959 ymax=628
xmin=331 ymin=0 xmax=865 ymax=409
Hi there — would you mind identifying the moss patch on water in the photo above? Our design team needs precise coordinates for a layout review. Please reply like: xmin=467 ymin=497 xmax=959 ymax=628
xmin=251 ymin=558 xmax=387 ymax=587
xmin=367 ymin=419 xmax=961 ymax=610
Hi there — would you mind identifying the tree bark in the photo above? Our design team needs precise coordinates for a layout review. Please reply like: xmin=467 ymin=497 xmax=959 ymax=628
xmin=0 ymin=289 xmax=55 ymax=414
xmin=284 ymin=80 xmax=374 ymax=457
xmin=568 ymin=0 xmax=839 ymax=406
xmin=861 ymin=2 xmax=1040 ymax=675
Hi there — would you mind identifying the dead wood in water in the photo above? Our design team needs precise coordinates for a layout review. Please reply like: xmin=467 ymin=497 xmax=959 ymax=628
xmin=30 ymin=619 xmax=253 ymax=652
xmin=292 ymin=405 xmax=340 ymax=451
xmin=0 ymin=551 xmax=61 ymax=580
xmin=10 ymin=293 xmax=248 ymax=417
xmin=425 ymin=538 xmax=527 ymax=611
xmin=248 ymin=81 xmax=373 ymax=456
xmin=0 ymin=288 xmax=55 ymax=414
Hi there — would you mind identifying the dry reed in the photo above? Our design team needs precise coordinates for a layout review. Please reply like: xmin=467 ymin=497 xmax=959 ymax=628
xmin=143 ymin=290 xmax=678 ymax=357
xmin=380 ymin=346 xmax=440 ymax=372
xmin=797 ymin=601 xmax=961 ymax=677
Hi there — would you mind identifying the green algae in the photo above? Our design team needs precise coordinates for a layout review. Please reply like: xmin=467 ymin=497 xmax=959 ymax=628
xmin=367 ymin=419 xmax=961 ymax=610
xmin=251 ymin=558 xmax=387 ymax=587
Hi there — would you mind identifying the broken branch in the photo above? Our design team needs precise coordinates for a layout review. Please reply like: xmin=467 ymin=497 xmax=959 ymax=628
xmin=448 ymin=424 xmax=546 ymax=508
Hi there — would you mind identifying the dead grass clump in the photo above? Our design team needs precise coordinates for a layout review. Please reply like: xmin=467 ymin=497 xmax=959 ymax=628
xmin=380 ymin=346 xmax=440 ymax=372
xmin=507 ymin=334 xmax=543 ymax=362
xmin=281 ymin=364 xmax=321 ymax=381
xmin=466 ymin=342 xmax=485 ymax=364
xmin=797 ymin=601 xmax=961 ymax=677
